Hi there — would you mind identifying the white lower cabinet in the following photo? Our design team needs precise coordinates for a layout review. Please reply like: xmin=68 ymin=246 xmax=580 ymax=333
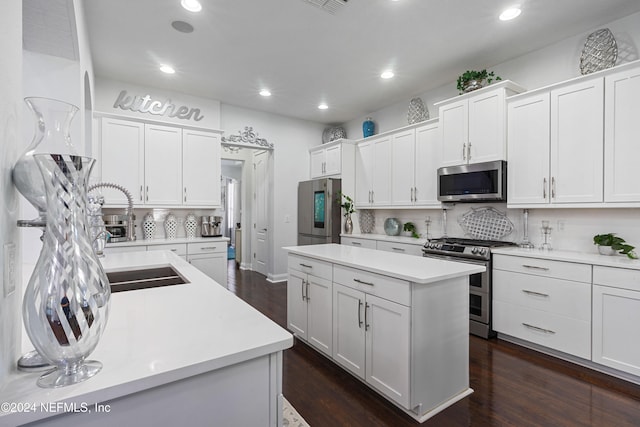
xmin=287 ymin=255 xmax=333 ymax=356
xmin=376 ymin=240 xmax=423 ymax=256
xmin=493 ymin=255 xmax=592 ymax=359
xmin=187 ymin=242 xmax=227 ymax=287
xmin=592 ymin=266 xmax=640 ymax=376
xmin=340 ymin=236 xmax=377 ymax=249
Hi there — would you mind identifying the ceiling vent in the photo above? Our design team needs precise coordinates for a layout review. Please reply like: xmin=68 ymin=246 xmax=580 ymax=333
xmin=300 ymin=0 xmax=349 ymax=15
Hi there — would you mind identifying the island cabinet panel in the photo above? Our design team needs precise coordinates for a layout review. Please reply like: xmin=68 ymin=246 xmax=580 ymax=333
xmin=593 ymin=266 xmax=640 ymax=376
xmin=287 ymin=255 xmax=333 ymax=356
xmin=493 ymin=255 xmax=592 ymax=359
xmin=333 ymin=283 xmax=366 ymax=378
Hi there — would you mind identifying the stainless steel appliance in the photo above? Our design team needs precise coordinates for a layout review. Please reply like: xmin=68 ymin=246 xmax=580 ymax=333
xmin=201 ymin=215 xmax=222 ymax=237
xmin=437 ymin=160 xmax=507 ymax=202
xmin=104 ymin=214 xmax=136 ymax=243
xmin=298 ymin=178 xmax=341 ymax=245
xmin=422 ymin=237 xmax=517 ymax=338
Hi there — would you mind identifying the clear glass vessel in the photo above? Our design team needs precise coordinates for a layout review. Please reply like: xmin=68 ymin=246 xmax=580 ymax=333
xmin=23 ymin=154 xmax=110 ymax=388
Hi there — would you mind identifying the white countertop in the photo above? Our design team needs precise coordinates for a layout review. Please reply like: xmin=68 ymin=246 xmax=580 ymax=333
xmin=106 ymin=236 xmax=229 ymax=248
xmin=283 ymin=244 xmax=485 ymax=284
xmin=492 ymin=247 xmax=640 ymax=270
xmin=1 ymin=250 xmax=292 ymax=425
xmin=341 ymin=233 xmax=428 ymax=246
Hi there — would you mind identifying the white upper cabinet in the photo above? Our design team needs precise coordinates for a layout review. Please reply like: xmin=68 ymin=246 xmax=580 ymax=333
xmin=604 ymin=66 xmax=640 ymax=202
xmin=144 ymin=124 xmax=183 ymax=205
xmin=183 ymin=129 xmax=221 ymax=206
xmin=355 ymin=135 xmax=391 ymax=207
xmin=437 ymin=81 xmax=524 ymax=166
xmin=310 ymin=139 xmax=347 ymax=178
xmin=390 ymin=129 xmax=416 ymax=206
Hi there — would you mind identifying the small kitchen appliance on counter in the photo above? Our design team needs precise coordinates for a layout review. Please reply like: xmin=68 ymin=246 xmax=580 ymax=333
xmin=201 ymin=215 xmax=223 ymax=237
xmin=104 ymin=214 xmax=135 ymax=242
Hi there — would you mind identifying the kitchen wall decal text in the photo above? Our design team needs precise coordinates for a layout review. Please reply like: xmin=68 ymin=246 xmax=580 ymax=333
xmin=112 ymin=90 xmax=205 ymax=122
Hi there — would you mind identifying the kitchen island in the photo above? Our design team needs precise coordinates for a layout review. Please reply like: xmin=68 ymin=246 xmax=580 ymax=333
xmin=283 ymin=243 xmax=485 ymax=423
xmin=1 ymin=251 xmax=293 ymax=427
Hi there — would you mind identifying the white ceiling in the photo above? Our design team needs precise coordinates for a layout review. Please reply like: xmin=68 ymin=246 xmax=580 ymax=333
xmin=79 ymin=1 xmax=640 ymax=124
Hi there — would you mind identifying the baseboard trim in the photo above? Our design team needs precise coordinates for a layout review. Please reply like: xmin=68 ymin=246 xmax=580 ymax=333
xmin=267 ymin=273 xmax=287 ymax=283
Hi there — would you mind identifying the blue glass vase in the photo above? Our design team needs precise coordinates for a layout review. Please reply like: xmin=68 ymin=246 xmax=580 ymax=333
xmin=362 ymin=117 xmax=375 ymax=138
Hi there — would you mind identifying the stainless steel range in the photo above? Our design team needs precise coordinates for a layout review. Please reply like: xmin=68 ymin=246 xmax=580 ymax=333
xmin=422 ymin=237 xmax=517 ymax=338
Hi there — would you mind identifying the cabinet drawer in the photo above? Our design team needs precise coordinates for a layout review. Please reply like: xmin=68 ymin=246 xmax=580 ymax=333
xmin=333 ymin=264 xmax=410 ymax=306
xmin=493 ymin=254 xmax=591 ymax=283
xmin=188 ymin=241 xmax=226 ymax=255
xmin=593 ymin=266 xmax=640 ymax=291
xmin=288 ymin=254 xmax=332 ymax=280
xmin=341 ymin=237 xmax=377 ymax=249
xmin=494 ymin=300 xmax=591 ymax=359
xmin=147 ymin=243 xmax=187 ymax=256
xmin=376 ymin=241 xmax=423 ymax=256
xmin=493 ymin=270 xmax=590 ymax=321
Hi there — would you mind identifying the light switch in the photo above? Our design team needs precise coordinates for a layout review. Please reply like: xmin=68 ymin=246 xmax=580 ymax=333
xmin=284 ymin=215 xmax=291 ymax=223
xmin=4 ymin=242 xmax=16 ymax=297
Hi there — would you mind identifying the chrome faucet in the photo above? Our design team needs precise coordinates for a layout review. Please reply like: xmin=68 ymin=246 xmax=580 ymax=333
xmin=88 ymin=182 xmax=136 ymax=241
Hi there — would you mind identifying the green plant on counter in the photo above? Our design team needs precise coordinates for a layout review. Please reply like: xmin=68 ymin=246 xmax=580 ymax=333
xmin=593 ymin=233 xmax=638 ymax=259
xmin=403 ymin=222 xmax=419 ymax=239
xmin=456 ymin=69 xmax=502 ymax=94
xmin=337 ymin=192 xmax=355 ymax=217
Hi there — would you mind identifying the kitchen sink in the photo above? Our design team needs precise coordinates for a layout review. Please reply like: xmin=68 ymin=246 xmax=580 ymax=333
xmin=107 ymin=266 xmax=189 ymax=293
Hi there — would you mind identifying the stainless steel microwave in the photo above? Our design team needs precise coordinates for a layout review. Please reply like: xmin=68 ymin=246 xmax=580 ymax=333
xmin=437 ymin=160 xmax=507 ymax=202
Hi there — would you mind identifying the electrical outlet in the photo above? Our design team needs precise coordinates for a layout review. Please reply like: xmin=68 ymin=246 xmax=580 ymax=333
xmin=4 ymin=242 xmax=16 ymax=297
xmin=557 ymin=220 xmax=565 ymax=231
xmin=284 ymin=214 xmax=291 ymax=223
xmin=177 ymin=217 xmax=184 ymax=225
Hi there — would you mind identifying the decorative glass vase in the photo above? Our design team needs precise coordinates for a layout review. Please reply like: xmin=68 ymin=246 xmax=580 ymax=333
xmin=362 ymin=117 xmax=375 ymax=138
xmin=344 ymin=215 xmax=353 ymax=234
xmin=23 ymin=154 xmax=111 ymax=388
xmin=13 ymin=97 xmax=79 ymax=227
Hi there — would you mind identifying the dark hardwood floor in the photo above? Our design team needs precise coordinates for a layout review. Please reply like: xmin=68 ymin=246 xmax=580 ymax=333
xmin=227 ymin=261 xmax=640 ymax=426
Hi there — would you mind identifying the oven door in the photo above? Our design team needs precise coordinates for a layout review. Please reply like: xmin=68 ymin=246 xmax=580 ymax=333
xmin=421 ymin=252 xmax=489 ymax=293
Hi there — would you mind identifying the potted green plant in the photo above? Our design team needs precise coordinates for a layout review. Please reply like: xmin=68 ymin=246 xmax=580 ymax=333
xmin=456 ymin=69 xmax=502 ymax=94
xmin=593 ymin=233 xmax=638 ymax=259
xmin=402 ymin=222 xmax=419 ymax=238
xmin=337 ymin=192 xmax=355 ymax=234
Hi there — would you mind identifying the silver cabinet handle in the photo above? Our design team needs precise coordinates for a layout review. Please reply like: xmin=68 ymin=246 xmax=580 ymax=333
xmin=413 ymin=187 xmax=417 ymax=202
xmin=146 ymin=185 xmax=149 ymax=202
xmin=140 ymin=185 xmax=143 ymax=201
xmin=371 ymin=191 xmax=374 ymax=204
xmin=462 ymin=143 xmax=466 ymax=161
xmin=170 ymin=249 xmax=177 ymax=252
xmin=522 ymin=289 xmax=549 ymax=297
xmin=522 ymin=323 xmax=555 ymax=334
xmin=301 ymin=279 xmax=306 ymax=301
xmin=551 ymin=177 xmax=556 ymax=199
xmin=354 ymin=278 xmax=374 ymax=286
xmin=543 ymin=178 xmax=547 ymax=199
xmin=522 ymin=264 xmax=550 ymax=271
xmin=306 ymin=280 xmax=310 ymax=301
xmin=365 ymin=303 xmax=370 ymax=331
xmin=351 ymin=241 xmax=362 ymax=246
xmin=299 ymin=263 xmax=313 ymax=269
xmin=410 ymin=187 xmax=414 ymax=202
xmin=467 ymin=142 xmax=472 ymax=161
xmin=184 ymin=187 xmax=187 ymax=202
xmin=391 ymin=247 xmax=406 ymax=252
xmin=200 ymin=246 xmax=217 ymax=250
xmin=358 ymin=300 xmax=363 ymax=328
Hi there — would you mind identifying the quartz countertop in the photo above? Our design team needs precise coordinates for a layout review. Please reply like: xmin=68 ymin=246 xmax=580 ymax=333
xmin=341 ymin=233 xmax=427 ymax=246
xmin=1 ymin=250 xmax=292 ymax=425
xmin=283 ymin=243 xmax=485 ymax=284
xmin=106 ymin=236 xmax=229 ymax=248
xmin=492 ymin=247 xmax=640 ymax=270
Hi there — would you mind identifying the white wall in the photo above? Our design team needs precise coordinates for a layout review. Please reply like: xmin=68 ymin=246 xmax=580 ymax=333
xmin=343 ymin=12 xmax=640 ymax=254
xmin=221 ymin=104 xmax=325 ymax=280
xmin=0 ymin=0 xmax=22 ymax=389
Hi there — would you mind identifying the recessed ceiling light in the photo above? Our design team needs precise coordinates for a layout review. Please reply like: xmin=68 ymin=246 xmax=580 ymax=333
xmin=381 ymin=70 xmax=395 ymax=79
xmin=171 ymin=20 xmax=194 ymax=33
xmin=318 ymin=103 xmax=329 ymax=110
xmin=499 ymin=7 xmax=521 ymax=21
xmin=159 ymin=64 xmax=176 ymax=74
xmin=259 ymin=89 xmax=272 ymax=97
xmin=181 ymin=0 xmax=202 ymax=12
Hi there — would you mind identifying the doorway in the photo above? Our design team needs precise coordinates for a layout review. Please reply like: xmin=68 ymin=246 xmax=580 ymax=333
xmin=221 ymin=159 xmax=243 ymax=261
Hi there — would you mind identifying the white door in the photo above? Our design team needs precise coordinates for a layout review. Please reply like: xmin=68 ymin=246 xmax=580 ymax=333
xmin=550 ymin=78 xmax=604 ymax=204
xmin=507 ymin=93 xmax=551 ymax=205
xmin=253 ymin=150 xmax=269 ymax=277
xmin=332 ymin=284 xmax=365 ymax=379
xmin=287 ymin=270 xmax=308 ymax=339
xmin=183 ymin=130 xmax=221 ymax=206
xmin=365 ymin=294 xmax=410 ymax=408
xmin=414 ymin=122 xmax=441 ymax=206
xmin=144 ymin=124 xmax=183 ymax=205
xmin=468 ymin=88 xmax=506 ymax=163
xmin=390 ymin=129 xmax=415 ymax=206
xmin=306 ymin=275 xmax=333 ymax=357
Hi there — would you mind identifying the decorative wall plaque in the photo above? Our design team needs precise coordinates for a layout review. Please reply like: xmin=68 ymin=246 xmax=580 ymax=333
xmin=222 ymin=126 xmax=273 ymax=149
xmin=112 ymin=90 xmax=205 ymax=122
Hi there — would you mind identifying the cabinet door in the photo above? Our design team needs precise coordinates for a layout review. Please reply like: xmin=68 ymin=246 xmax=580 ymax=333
xmin=183 ymin=129 xmax=221 ymax=207
xmin=414 ymin=122 xmax=441 ymax=206
xmin=604 ymin=67 xmax=640 ymax=202
xmin=310 ymin=149 xmax=325 ymax=178
xmin=550 ymin=78 xmax=604 ymax=203
xmin=468 ymin=88 xmax=506 ymax=163
xmin=365 ymin=294 xmax=410 ymax=408
xmin=324 ymin=144 xmax=342 ymax=176
xmin=355 ymin=141 xmax=373 ymax=207
xmin=287 ymin=270 xmax=308 ymax=339
xmin=144 ymin=124 xmax=183 ymax=205
xmin=189 ymin=253 xmax=227 ymax=288
xmin=371 ymin=136 xmax=392 ymax=206
xmin=439 ymin=99 xmax=468 ymax=166
xmin=507 ymin=93 xmax=551 ymax=205
xmin=593 ymin=284 xmax=640 ymax=376
xmin=390 ymin=129 xmax=415 ymax=206
xmin=101 ymin=118 xmax=144 ymax=205
xmin=332 ymin=283 xmax=366 ymax=378
xmin=307 ymin=275 xmax=333 ymax=356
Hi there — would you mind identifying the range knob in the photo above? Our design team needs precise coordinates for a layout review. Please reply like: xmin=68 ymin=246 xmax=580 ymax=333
xmin=479 ymin=248 xmax=488 ymax=256
xmin=471 ymin=247 xmax=479 ymax=254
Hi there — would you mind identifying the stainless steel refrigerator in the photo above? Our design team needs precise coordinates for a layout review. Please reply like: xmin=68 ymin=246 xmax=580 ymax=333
xmin=298 ymin=178 xmax=341 ymax=245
